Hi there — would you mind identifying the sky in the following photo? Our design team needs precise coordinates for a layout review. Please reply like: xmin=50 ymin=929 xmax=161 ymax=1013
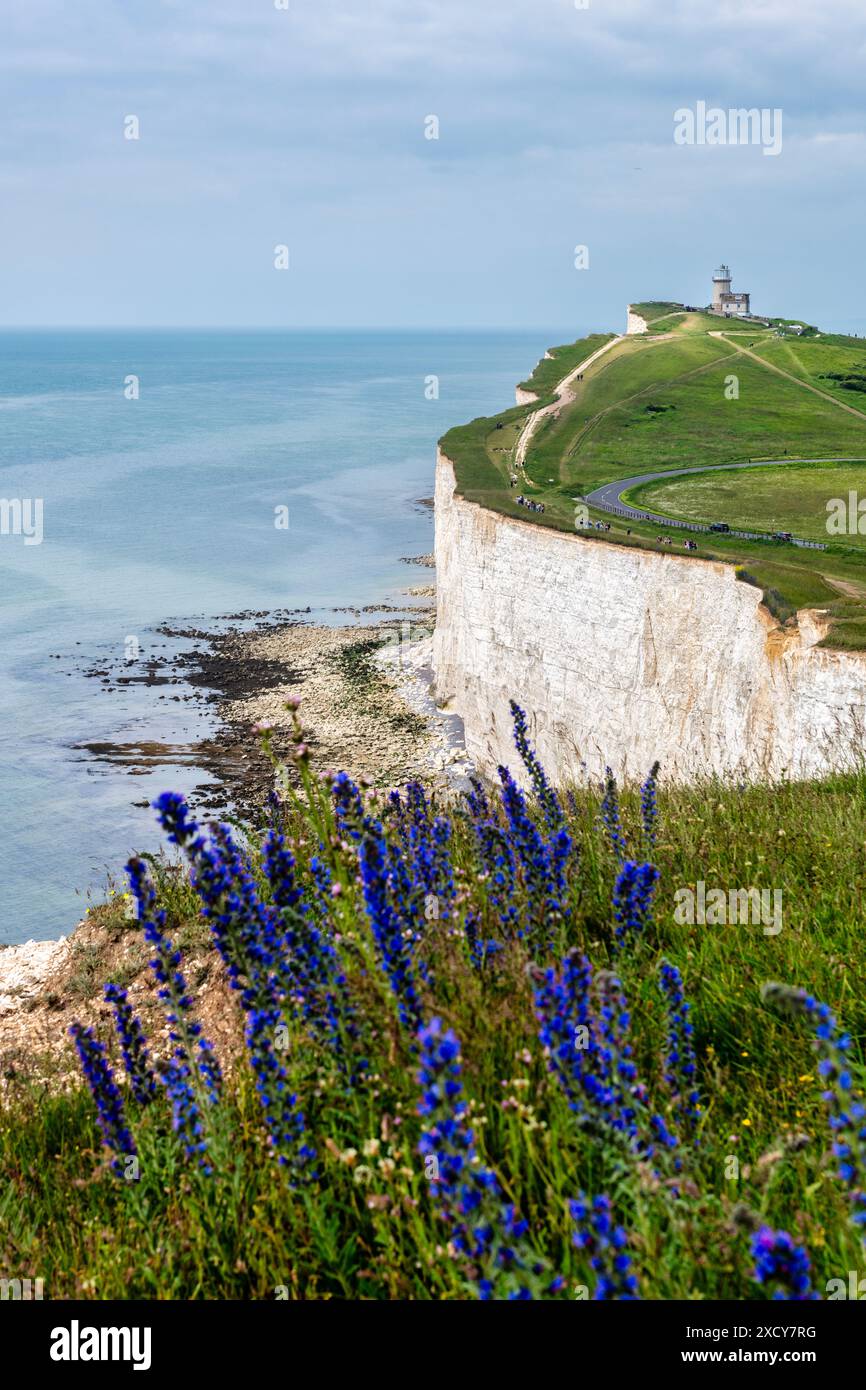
xmin=1 ymin=0 xmax=865 ymax=331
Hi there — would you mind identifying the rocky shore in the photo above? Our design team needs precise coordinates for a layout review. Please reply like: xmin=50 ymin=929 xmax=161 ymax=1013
xmin=209 ymin=613 xmax=471 ymax=821
xmin=0 ymin=566 xmax=474 ymax=1087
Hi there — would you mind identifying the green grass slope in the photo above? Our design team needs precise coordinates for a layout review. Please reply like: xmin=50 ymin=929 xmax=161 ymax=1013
xmin=440 ymin=301 xmax=866 ymax=649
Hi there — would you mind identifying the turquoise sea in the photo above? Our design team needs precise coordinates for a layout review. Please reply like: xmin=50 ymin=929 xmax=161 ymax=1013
xmin=0 ymin=328 xmax=566 ymax=943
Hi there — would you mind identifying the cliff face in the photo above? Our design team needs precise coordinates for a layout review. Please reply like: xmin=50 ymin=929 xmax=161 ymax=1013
xmin=432 ymin=449 xmax=866 ymax=784
xmin=626 ymin=305 xmax=648 ymax=334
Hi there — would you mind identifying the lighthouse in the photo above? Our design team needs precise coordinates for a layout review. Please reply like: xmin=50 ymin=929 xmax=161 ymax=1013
xmin=710 ymin=264 xmax=751 ymax=317
xmin=712 ymin=265 xmax=732 ymax=311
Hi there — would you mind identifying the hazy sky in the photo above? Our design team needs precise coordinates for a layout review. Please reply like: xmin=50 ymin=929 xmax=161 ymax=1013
xmin=2 ymin=0 xmax=864 ymax=330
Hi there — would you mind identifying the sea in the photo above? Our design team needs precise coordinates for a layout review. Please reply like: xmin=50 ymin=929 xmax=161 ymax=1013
xmin=0 ymin=328 xmax=566 ymax=944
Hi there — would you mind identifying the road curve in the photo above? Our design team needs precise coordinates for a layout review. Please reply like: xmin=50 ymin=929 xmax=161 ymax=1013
xmin=584 ymin=457 xmax=863 ymax=530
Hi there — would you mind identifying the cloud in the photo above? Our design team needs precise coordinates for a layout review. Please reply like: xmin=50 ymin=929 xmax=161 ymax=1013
xmin=0 ymin=0 xmax=863 ymax=325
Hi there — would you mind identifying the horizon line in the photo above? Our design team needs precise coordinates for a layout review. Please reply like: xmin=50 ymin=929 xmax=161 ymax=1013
xmin=0 ymin=322 xmax=585 ymax=334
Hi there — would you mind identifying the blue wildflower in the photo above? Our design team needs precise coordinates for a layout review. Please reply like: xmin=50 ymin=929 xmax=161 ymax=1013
xmin=417 ymin=1018 xmax=561 ymax=1299
xmin=263 ymin=834 xmax=354 ymax=1033
xmin=430 ymin=816 xmax=456 ymax=921
xmin=331 ymin=770 xmax=367 ymax=842
xmin=659 ymin=961 xmax=701 ymax=1134
xmin=762 ymin=982 xmax=866 ymax=1236
xmin=600 ymin=767 xmax=627 ymax=863
xmin=148 ymin=797 xmax=319 ymax=1171
xmin=570 ymin=1194 xmax=639 ymax=1299
xmin=751 ymin=1226 xmax=817 ymax=1300
xmin=68 ymin=1022 xmax=136 ymax=1175
xmin=464 ymin=912 xmax=503 ymax=971
xmin=127 ymin=855 xmax=222 ymax=1169
xmin=153 ymin=793 xmax=286 ymax=1004
xmin=498 ymin=765 xmax=569 ymax=951
xmin=103 ymin=983 xmax=158 ymax=1106
xmin=612 ymin=859 xmax=659 ymax=950
xmin=509 ymin=699 xmax=567 ymax=834
xmin=533 ymin=951 xmax=676 ymax=1161
xmin=640 ymin=761 xmax=660 ymax=850
xmin=465 ymin=777 xmax=491 ymax=823
xmin=359 ymin=824 xmax=424 ymax=1030
xmin=467 ymin=809 xmax=518 ymax=944
xmin=245 ymin=1005 xmax=317 ymax=1178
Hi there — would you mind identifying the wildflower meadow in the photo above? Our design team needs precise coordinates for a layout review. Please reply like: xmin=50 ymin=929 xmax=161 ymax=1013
xmin=3 ymin=701 xmax=866 ymax=1301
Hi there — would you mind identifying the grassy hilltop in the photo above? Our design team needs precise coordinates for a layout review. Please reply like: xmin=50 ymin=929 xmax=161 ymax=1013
xmin=441 ymin=302 xmax=866 ymax=649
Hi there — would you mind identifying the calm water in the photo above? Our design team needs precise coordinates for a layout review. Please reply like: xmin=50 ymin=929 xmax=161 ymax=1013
xmin=0 ymin=328 xmax=565 ymax=944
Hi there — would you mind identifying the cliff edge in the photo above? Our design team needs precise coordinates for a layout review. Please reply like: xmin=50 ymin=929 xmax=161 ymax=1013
xmin=432 ymin=448 xmax=866 ymax=784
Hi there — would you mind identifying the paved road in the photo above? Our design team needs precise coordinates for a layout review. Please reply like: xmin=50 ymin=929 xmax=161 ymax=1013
xmin=585 ymin=457 xmax=863 ymax=531
xmin=519 ymin=322 xmax=865 ymax=545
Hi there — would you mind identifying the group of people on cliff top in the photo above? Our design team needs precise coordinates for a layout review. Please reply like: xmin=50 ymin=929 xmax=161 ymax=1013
xmin=652 ymin=534 xmax=699 ymax=551
xmin=515 ymin=494 xmax=545 ymax=514
xmin=510 ymin=499 xmax=700 ymax=552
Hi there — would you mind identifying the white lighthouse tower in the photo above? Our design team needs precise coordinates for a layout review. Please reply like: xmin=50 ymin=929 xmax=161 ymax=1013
xmin=712 ymin=264 xmax=732 ymax=311
xmin=710 ymin=264 xmax=751 ymax=317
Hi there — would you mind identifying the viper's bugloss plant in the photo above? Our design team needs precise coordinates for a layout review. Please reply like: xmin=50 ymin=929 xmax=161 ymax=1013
xmin=148 ymin=799 xmax=323 ymax=1166
xmin=640 ymin=761 xmax=660 ymax=850
xmin=511 ymin=703 xmax=574 ymax=933
xmin=331 ymin=769 xmax=366 ymax=841
xmin=612 ymin=859 xmax=659 ymax=950
xmin=153 ymin=792 xmax=284 ymax=1002
xmin=464 ymin=911 xmax=502 ymax=972
xmin=499 ymin=765 xmax=569 ymax=952
xmin=127 ymin=855 xmax=222 ymax=1168
xmin=465 ymin=797 xmax=518 ymax=945
xmin=358 ymin=821 xmax=424 ymax=1030
xmin=570 ymin=1194 xmax=639 ymax=1300
xmin=103 ymin=983 xmax=157 ymax=1106
xmin=417 ymin=1017 xmax=564 ymax=1300
xmin=751 ymin=1226 xmax=817 ymax=1301
xmin=430 ymin=816 xmax=456 ymax=921
xmin=659 ymin=960 xmax=701 ymax=1134
xmin=533 ymin=950 xmax=677 ymax=1161
xmin=762 ymin=982 xmax=866 ymax=1237
xmin=245 ymin=1005 xmax=317 ymax=1178
xmin=509 ymin=699 xmax=566 ymax=835
xmin=600 ymin=766 xmax=627 ymax=863
xmin=262 ymin=827 xmax=361 ymax=1068
xmin=602 ymin=766 xmax=661 ymax=938
xmin=464 ymin=776 xmax=490 ymax=823
xmin=68 ymin=1023 xmax=136 ymax=1175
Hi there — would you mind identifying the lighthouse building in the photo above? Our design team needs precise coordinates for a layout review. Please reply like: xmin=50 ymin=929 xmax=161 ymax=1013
xmin=710 ymin=264 xmax=751 ymax=317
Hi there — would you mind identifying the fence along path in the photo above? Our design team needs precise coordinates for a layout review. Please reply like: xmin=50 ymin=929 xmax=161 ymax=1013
xmin=594 ymin=503 xmax=827 ymax=549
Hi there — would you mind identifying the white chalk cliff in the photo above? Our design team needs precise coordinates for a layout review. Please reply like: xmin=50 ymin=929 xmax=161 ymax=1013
xmin=432 ymin=449 xmax=866 ymax=785
xmin=626 ymin=305 xmax=648 ymax=335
